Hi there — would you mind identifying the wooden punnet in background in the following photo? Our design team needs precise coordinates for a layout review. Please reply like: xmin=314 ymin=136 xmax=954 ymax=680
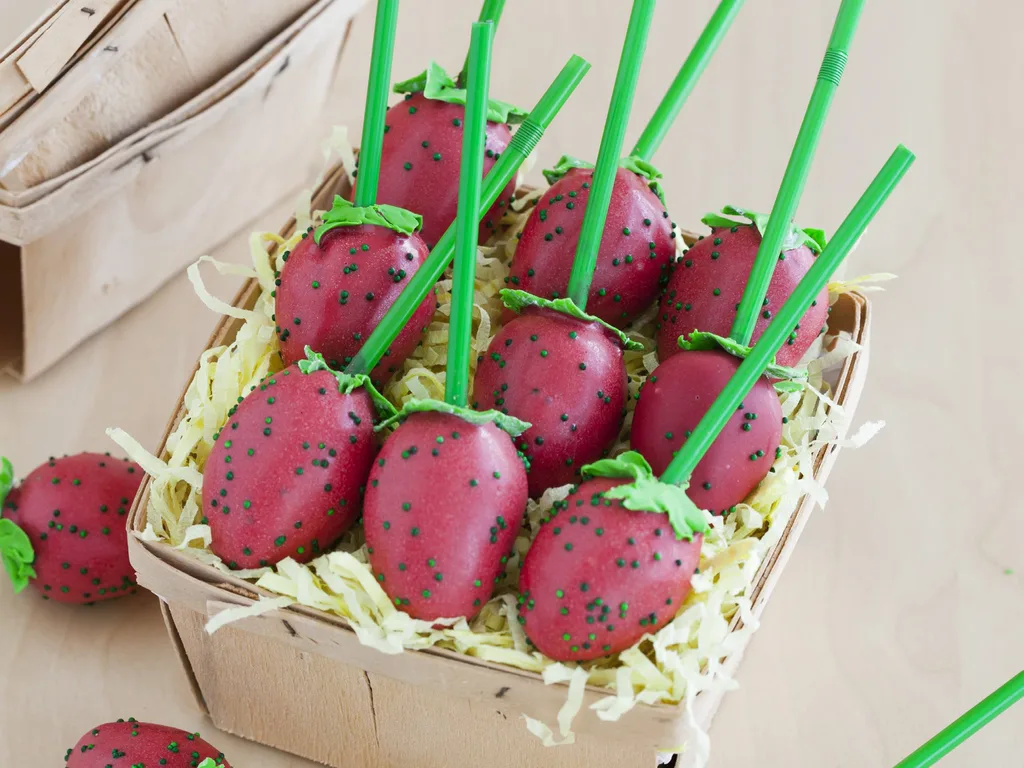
xmin=0 ymin=0 xmax=366 ymax=381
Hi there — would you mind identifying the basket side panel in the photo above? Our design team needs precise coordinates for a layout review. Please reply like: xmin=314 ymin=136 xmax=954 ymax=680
xmin=160 ymin=598 xmax=210 ymax=716
xmin=167 ymin=602 xmax=382 ymax=768
xmin=368 ymin=673 xmax=655 ymax=768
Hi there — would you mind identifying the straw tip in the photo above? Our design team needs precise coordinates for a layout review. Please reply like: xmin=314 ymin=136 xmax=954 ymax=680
xmin=569 ymin=54 xmax=592 ymax=72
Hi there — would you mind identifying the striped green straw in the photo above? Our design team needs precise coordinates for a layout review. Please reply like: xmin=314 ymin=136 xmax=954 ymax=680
xmin=730 ymin=0 xmax=866 ymax=345
xmin=353 ymin=0 xmax=401 ymax=207
xmin=661 ymin=144 xmax=915 ymax=486
xmin=631 ymin=0 xmax=745 ymax=162
xmin=346 ymin=54 xmax=591 ymax=376
xmin=446 ymin=21 xmax=494 ymax=407
xmin=894 ymin=670 xmax=1024 ymax=768
xmin=566 ymin=0 xmax=656 ymax=310
xmin=457 ymin=0 xmax=504 ymax=88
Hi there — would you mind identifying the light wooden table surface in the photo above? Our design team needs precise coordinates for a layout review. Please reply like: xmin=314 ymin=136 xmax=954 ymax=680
xmin=2 ymin=0 xmax=1022 ymax=766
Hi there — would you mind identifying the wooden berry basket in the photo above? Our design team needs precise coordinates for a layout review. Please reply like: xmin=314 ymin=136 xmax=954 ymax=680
xmin=127 ymin=165 xmax=872 ymax=768
xmin=0 ymin=0 xmax=365 ymax=381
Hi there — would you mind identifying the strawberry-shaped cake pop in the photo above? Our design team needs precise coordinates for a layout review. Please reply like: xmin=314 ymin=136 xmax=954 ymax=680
xmin=475 ymin=0 xmax=654 ymax=496
xmin=505 ymin=158 xmax=674 ymax=327
xmin=276 ymin=0 xmax=433 ymax=388
xmin=518 ymin=453 xmax=705 ymax=661
xmin=368 ymin=62 xmax=525 ymax=247
xmin=505 ymin=0 xmax=745 ymax=327
xmin=362 ymin=0 xmax=526 ymax=247
xmin=364 ymin=405 xmax=529 ymax=620
xmin=631 ymin=334 xmax=787 ymax=514
xmin=655 ymin=207 xmax=830 ymax=368
xmin=203 ymin=349 xmax=392 ymax=570
xmin=638 ymin=0 xmax=874 ymax=513
xmin=364 ymin=23 xmax=530 ymax=622
xmin=0 ymin=453 xmax=142 ymax=604
xmin=65 ymin=718 xmax=230 ymax=767
xmin=274 ymin=199 xmax=434 ymax=387
xmin=347 ymin=54 xmax=594 ymax=378
xmin=474 ymin=294 xmax=639 ymax=496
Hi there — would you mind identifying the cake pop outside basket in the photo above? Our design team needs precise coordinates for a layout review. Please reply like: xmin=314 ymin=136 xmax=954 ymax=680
xmin=123 ymin=164 xmax=873 ymax=768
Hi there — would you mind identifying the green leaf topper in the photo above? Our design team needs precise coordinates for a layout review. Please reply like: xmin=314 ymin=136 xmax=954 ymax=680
xmin=581 ymin=452 xmax=709 ymax=542
xmin=701 ymin=205 xmax=827 ymax=254
xmin=197 ymin=760 xmax=223 ymax=768
xmin=0 ymin=456 xmax=12 ymax=510
xmin=375 ymin=398 xmax=532 ymax=438
xmin=678 ymin=331 xmax=808 ymax=386
xmin=541 ymin=154 xmax=667 ymax=205
xmin=0 ymin=457 xmax=36 ymax=593
xmin=394 ymin=61 xmax=528 ymax=125
xmin=314 ymin=196 xmax=423 ymax=245
xmin=297 ymin=348 xmax=398 ymax=422
xmin=500 ymin=289 xmax=644 ymax=352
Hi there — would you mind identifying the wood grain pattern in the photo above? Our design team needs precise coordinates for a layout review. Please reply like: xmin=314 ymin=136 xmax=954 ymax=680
xmin=0 ymin=4 xmax=60 ymax=116
xmin=1 ymin=0 xmax=1022 ymax=766
xmin=15 ymin=0 xmax=123 ymax=92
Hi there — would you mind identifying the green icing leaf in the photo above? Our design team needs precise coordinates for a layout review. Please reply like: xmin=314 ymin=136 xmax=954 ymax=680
xmin=393 ymin=61 xmax=527 ymax=124
xmin=0 ymin=456 xmax=12 ymax=511
xmin=620 ymin=154 xmax=666 ymax=205
xmin=499 ymin=290 xmax=644 ymax=352
xmin=196 ymin=760 xmax=221 ymax=768
xmin=678 ymin=331 xmax=808 ymax=382
xmin=800 ymin=227 xmax=828 ymax=253
xmin=541 ymin=154 xmax=667 ymax=204
xmin=581 ymin=451 xmax=656 ymax=483
xmin=297 ymin=348 xmax=398 ymax=421
xmin=314 ymin=196 xmax=422 ymax=245
xmin=699 ymin=205 xmax=827 ymax=254
xmin=773 ymin=380 xmax=806 ymax=394
xmin=0 ymin=456 xmax=34 ymax=592
xmin=541 ymin=155 xmax=594 ymax=186
xmin=581 ymin=452 xmax=709 ymax=541
xmin=392 ymin=69 xmax=429 ymax=93
xmin=374 ymin=398 xmax=531 ymax=438
xmin=0 ymin=519 xmax=36 ymax=594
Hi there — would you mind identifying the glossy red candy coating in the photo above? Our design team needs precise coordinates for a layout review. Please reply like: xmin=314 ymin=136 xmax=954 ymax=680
xmin=656 ymin=224 xmax=829 ymax=368
xmin=473 ymin=307 xmax=628 ymax=497
xmin=364 ymin=411 xmax=528 ymax=621
xmin=275 ymin=223 xmax=434 ymax=388
xmin=519 ymin=477 xmax=702 ymax=662
xmin=3 ymin=452 xmax=141 ymax=604
xmin=505 ymin=166 xmax=675 ymax=328
xmin=631 ymin=349 xmax=783 ymax=514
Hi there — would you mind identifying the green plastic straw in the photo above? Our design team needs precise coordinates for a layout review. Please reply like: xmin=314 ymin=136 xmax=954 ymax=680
xmin=730 ymin=0 xmax=866 ymax=346
xmin=630 ymin=0 xmax=745 ymax=161
xmin=446 ymin=22 xmax=494 ymax=408
xmin=354 ymin=0 xmax=401 ymax=208
xmin=661 ymin=144 xmax=914 ymax=486
xmin=346 ymin=54 xmax=592 ymax=376
xmin=894 ymin=671 xmax=1024 ymax=768
xmin=458 ymin=0 xmax=504 ymax=88
xmin=566 ymin=0 xmax=656 ymax=310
